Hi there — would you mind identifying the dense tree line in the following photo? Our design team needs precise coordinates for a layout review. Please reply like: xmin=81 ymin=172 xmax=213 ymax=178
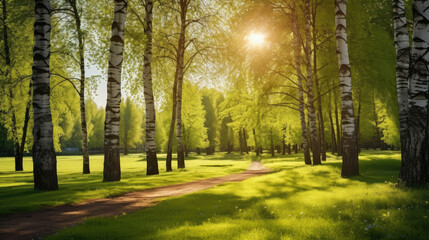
xmin=1 ymin=0 xmax=428 ymax=189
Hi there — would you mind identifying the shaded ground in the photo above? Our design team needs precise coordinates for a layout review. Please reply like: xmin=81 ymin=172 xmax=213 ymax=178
xmin=0 ymin=162 xmax=270 ymax=240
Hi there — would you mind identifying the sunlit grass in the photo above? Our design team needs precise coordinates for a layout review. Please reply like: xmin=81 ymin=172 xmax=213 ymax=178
xmin=0 ymin=153 xmax=250 ymax=215
xmin=46 ymin=151 xmax=429 ymax=240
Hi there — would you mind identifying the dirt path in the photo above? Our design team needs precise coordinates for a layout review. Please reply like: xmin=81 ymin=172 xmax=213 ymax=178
xmin=0 ymin=162 xmax=270 ymax=240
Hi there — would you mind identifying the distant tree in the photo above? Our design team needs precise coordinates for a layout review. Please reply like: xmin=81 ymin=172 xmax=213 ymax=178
xmin=201 ymin=95 xmax=216 ymax=154
xmin=119 ymin=99 xmax=143 ymax=155
xmin=182 ymin=83 xmax=208 ymax=156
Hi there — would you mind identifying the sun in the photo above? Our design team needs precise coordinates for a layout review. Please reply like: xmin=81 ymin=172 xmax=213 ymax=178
xmin=246 ymin=32 xmax=266 ymax=47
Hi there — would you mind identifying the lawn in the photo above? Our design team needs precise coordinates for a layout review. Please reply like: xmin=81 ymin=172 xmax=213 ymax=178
xmin=46 ymin=151 xmax=429 ymax=240
xmin=0 ymin=153 xmax=250 ymax=215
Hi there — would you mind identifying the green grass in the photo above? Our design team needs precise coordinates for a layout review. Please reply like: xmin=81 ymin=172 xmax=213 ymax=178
xmin=0 ymin=153 xmax=250 ymax=215
xmin=46 ymin=151 xmax=429 ymax=240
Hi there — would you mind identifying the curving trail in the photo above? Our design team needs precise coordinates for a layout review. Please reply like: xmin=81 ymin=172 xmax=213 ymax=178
xmin=0 ymin=162 xmax=271 ymax=240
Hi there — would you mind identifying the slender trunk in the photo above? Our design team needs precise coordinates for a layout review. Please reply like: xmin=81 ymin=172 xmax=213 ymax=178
xmin=399 ymin=0 xmax=429 ymax=187
xmin=329 ymin=108 xmax=337 ymax=154
xmin=312 ymin=5 xmax=326 ymax=161
xmin=10 ymin=99 xmax=21 ymax=171
xmin=166 ymin=79 xmax=177 ymax=172
xmin=291 ymin=4 xmax=311 ymax=165
xmin=282 ymin=133 xmax=286 ymax=155
xmin=305 ymin=0 xmax=320 ymax=165
xmin=103 ymin=0 xmax=127 ymax=182
xmin=288 ymin=143 xmax=291 ymax=154
xmin=19 ymin=81 xmax=32 ymax=169
xmin=68 ymin=0 xmax=90 ymax=174
xmin=333 ymin=77 xmax=342 ymax=156
xmin=253 ymin=128 xmax=259 ymax=156
xmin=335 ymin=0 xmax=359 ymax=177
xmin=32 ymin=0 xmax=58 ymax=190
xmin=175 ymin=0 xmax=187 ymax=169
xmin=143 ymin=0 xmax=159 ymax=175
xmin=183 ymin=124 xmax=189 ymax=157
xmin=270 ymin=128 xmax=274 ymax=157
xmin=238 ymin=129 xmax=244 ymax=155
xmin=242 ymin=128 xmax=248 ymax=154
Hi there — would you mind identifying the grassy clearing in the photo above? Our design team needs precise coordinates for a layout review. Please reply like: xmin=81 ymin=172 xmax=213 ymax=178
xmin=0 ymin=153 xmax=249 ymax=215
xmin=47 ymin=151 xmax=429 ymax=240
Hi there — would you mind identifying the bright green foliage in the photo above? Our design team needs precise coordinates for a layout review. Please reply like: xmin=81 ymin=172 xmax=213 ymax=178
xmin=119 ymin=98 xmax=143 ymax=153
xmin=87 ymin=100 xmax=105 ymax=149
xmin=182 ymin=82 xmax=208 ymax=151
xmin=202 ymin=94 xmax=217 ymax=152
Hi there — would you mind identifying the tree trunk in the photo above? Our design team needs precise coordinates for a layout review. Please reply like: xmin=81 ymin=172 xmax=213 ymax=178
xmin=393 ymin=0 xmax=411 ymax=185
xmin=11 ymin=102 xmax=21 ymax=171
xmin=335 ymin=0 xmax=359 ymax=177
xmin=242 ymin=128 xmax=249 ymax=154
xmin=103 ymin=0 xmax=127 ymax=182
xmin=393 ymin=0 xmax=410 ymax=152
xmin=166 ymin=77 xmax=177 ymax=172
xmin=253 ymin=128 xmax=259 ymax=156
xmin=270 ymin=129 xmax=275 ymax=157
xmin=32 ymin=0 xmax=58 ymax=190
xmin=312 ymin=3 xmax=327 ymax=161
xmin=175 ymin=0 xmax=187 ymax=169
xmin=18 ymin=81 xmax=32 ymax=170
xmin=399 ymin=0 xmax=429 ymax=187
xmin=238 ymin=129 xmax=244 ymax=155
xmin=282 ymin=136 xmax=286 ymax=155
xmin=329 ymin=108 xmax=337 ymax=154
xmin=143 ymin=0 xmax=159 ymax=175
xmin=305 ymin=0 xmax=321 ymax=165
xmin=68 ymin=0 xmax=90 ymax=174
xmin=287 ymin=144 xmax=291 ymax=154
xmin=291 ymin=3 xmax=311 ymax=165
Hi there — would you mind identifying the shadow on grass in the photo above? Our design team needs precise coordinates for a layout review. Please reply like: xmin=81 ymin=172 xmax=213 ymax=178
xmin=47 ymin=151 xmax=429 ymax=239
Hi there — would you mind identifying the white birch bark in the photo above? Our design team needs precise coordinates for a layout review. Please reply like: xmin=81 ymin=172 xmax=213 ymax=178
xmin=304 ymin=0 xmax=320 ymax=165
xmin=400 ymin=0 xmax=429 ymax=187
xmin=291 ymin=3 xmax=311 ymax=165
xmin=334 ymin=0 xmax=359 ymax=177
xmin=393 ymin=0 xmax=410 ymax=142
xmin=143 ymin=0 xmax=159 ymax=175
xmin=32 ymin=0 xmax=58 ymax=190
xmin=103 ymin=0 xmax=127 ymax=182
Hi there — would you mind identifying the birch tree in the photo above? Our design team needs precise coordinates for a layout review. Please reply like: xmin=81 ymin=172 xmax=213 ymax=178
xmin=334 ymin=0 xmax=359 ymax=177
xmin=399 ymin=0 xmax=429 ymax=187
xmin=103 ymin=0 xmax=127 ymax=182
xmin=32 ymin=0 xmax=58 ymax=190
xmin=291 ymin=3 xmax=311 ymax=165
xmin=304 ymin=0 xmax=320 ymax=165
xmin=142 ymin=0 xmax=159 ymax=175
xmin=392 ymin=0 xmax=409 ymax=158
